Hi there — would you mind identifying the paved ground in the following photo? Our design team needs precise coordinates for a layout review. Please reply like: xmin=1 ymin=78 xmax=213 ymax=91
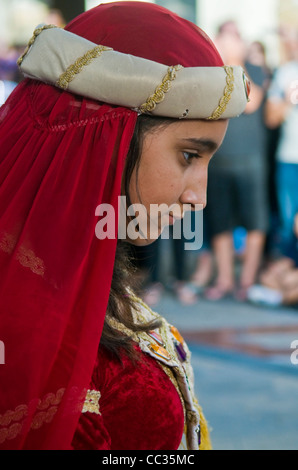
xmin=154 ymin=293 xmax=298 ymax=450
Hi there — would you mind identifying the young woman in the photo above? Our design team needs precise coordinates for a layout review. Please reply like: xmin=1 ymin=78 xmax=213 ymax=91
xmin=0 ymin=2 xmax=248 ymax=450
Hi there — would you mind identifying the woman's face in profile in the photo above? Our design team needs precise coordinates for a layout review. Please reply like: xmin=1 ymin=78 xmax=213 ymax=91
xmin=124 ymin=118 xmax=228 ymax=245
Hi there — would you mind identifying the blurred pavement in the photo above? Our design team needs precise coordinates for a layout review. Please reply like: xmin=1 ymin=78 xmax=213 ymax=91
xmin=155 ymin=292 xmax=298 ymax=450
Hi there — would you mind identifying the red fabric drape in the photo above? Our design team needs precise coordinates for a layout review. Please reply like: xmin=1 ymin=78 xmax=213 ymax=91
xmin=0 ymin=80 xmax=137 ymax=449
xmin=0 ymin=2 xmax=223 ymax=449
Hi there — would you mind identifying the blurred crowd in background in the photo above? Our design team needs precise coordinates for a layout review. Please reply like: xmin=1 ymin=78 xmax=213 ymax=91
xmin=0 ymin=5 xmax=298 ymax=310
xmin=130 ymin=19 xmax=298 ymax=310
xmin=0 ymin=7 xmax=65 ymax=105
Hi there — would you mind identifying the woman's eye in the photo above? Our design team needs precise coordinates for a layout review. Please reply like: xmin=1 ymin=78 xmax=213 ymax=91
xmin=182 ymin=151 xmax=199 ymax=163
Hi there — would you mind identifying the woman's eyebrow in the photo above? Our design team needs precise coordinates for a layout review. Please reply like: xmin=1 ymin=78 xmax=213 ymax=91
xmin=180 ymin=138 xmax=219 ymax=153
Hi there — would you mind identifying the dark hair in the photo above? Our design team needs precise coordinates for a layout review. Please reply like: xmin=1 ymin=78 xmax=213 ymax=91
xmin=100 ymin=114 xmax=175 ymax=362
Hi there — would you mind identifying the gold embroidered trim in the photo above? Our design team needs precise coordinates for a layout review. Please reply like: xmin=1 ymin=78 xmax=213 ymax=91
xmin=129 ymin=295 xmax=191 ymax=375
xmin=16 ymin=246 xmax=45 ymax=277
xmin=107 ymin=295 xmax=189 ymax=419
xmin=139 ymin=64 xmax=183 ymax=114
xmin=207 ymin=66 xmax=234 ymax=120
xmin=194 ymin=401 xmax=212 ymax=450
xmin=187 ymin=409 xmax=199 ymax=426
xmin=159 ymin=363 xmax=186 ymax=419
xmin=56 ymin=45 xmax=113 ymax=90
xmin=0 ymin=232 xmax=15 ymax=254
xmin=82 ymin=390 xmax=101 ymax=415
xmin=17 ymin=24 xmax=58 ymax=66
xmin=0 ymin=232 xmax=45 ymax=277
xmin=0 ymin=388 xmax=65 ymax=444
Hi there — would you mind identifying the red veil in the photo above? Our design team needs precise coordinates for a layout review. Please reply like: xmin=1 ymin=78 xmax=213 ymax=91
xmin=0 ymin=2 xmax=223 ymax=449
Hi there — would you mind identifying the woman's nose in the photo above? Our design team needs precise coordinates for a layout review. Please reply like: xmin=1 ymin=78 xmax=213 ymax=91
xmin=180 ymin=172 xmax=208 ymax=210
xmin=180 ymin=189 xmax=206 ymax=210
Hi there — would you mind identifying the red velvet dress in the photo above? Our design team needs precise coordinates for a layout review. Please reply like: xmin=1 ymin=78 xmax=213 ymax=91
xmin=72 ymin=344 xmax=185 ymax=450
xmin=71 ymin=297 xmax=211 ymax=451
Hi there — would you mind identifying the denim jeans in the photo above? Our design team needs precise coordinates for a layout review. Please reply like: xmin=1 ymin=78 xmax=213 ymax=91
xmin=276 ymin=162 xmax=298 ymax=264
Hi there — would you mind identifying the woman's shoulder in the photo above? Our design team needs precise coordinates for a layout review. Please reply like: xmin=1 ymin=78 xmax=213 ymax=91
xmin=129 ymin=294 xmax=194 ymax=383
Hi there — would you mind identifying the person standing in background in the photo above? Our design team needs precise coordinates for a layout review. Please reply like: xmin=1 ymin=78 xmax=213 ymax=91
xmin=204 ymin=21 xmax=270 ymax=301
xmin=265 ymin=27 xmax=298 ymax=264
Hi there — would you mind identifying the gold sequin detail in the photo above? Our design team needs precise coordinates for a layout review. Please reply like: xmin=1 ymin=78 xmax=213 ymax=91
xmin=17 ymin=24 xmax=58 ymax=66
xmin=82 ymin=390 xmax=101 ymax=415
xmin=139 ymin=64 xmax=183 ymax=114
xmin=56 ymin=45 xmax=112 ymax=90
xmin=207 ymin=66 xmax=234 ymax=120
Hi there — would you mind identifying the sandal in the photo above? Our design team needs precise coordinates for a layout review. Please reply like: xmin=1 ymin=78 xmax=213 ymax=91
xmin=204 ymin=284 xmax=234 ymax=301
xmin=174 ymin=282 xmax=199 ymax=305
xmin=233 ymin=286 xmax=248 ymax=302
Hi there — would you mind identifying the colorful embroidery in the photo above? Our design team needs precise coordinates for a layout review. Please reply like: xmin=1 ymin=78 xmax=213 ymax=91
xmin=107 ymin=294 xmax=206 ymax=450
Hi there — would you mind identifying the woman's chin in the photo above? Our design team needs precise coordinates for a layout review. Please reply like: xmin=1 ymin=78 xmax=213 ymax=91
xmin=124 ymin=231 xmax=162 ymax=246
xmin=125 ymin=237 xmax=159 ymax=247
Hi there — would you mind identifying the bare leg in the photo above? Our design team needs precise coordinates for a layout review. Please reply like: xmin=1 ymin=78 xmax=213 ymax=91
xmin=205 ymin=232 xmax=235 ymax=299
xmin=281 ymin=270 xmax=298 ymax=305
xmin=260 ymin=257 xmax=295 ymax=290
xmin=240 ymin=230 xmax=266 ymax=288
xmin=191 ymin=250 xmax=213 ymax=288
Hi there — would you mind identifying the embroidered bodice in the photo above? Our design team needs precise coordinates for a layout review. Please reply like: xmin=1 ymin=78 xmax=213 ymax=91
xmin=72 ymin=296 xmax=211 ymax=450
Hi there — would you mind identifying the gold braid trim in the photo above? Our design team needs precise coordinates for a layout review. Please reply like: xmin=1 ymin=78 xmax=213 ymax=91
xmin=56 ymin=45 xmax=112 ymax=90
xmin=139 ymin=65 xmax=183 ymax=114
xmin=82 ymin=390 xmax=101 ymax=415
xmin=17 ymin=24 xmax=58 ymax=66
xmin=207 ymin=66 xmax=234 ymax=120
